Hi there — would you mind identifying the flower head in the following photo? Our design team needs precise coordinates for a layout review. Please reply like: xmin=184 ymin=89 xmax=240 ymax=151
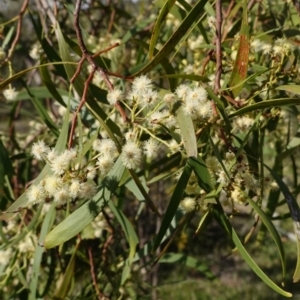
xmin=121 ymin=141 xmax=142 ymax=169
xmin=175 ymin=84 xmax=190 ymax=100
xmin=54 ymin=187 xmax=70 ymax=204
xmin=97 ymin=154 xmax=114 ymax=177
xmin=78 ymin=181 xmax=97 ymax=199
xmin=31 ymin=140 xmax=49 ymax=161
xmin=206 ymin=156 xmax=220 ymax=173
xmin=50 ymin=149 xmax=76 ymax=175
xmin=180 ymin=197 xmax=197 ymax=213
xmin=3 ymin=88 xmax=18 ymax=101
xmin=27 ymin=184 xmax=46 ymax=204
xmin=69 ymin=179 xmax=81 ymax=199
xmin=132 ymin=75 xmax=153 ymax=94
xmin=140 ymin=89 xmax=159 ymax=107
xmin=186 ymin=86 xmax=207 ymax=103
xmin=143 ymin=139 xmax=159 ymax=159
xmin=163 ymin=93 xmax=177 ymax=105
xmin=29 ymin=43 xmax=41 ymax=60
xmin=0 ymin=249 xmax=12 ymax=266
xmin=44 ymin=176 xmax=62 ymax=196
xmin=234 ymin=116 xmax=254 ymax=133
xmin=107 ymin=89 xmax=123 ymax=105
xmin=18 ymin=234 xmax=37 ymax=253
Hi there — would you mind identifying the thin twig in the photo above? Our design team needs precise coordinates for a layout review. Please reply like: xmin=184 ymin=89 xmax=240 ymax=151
xmin=223 ymin=0 xmax=235 ymax=19
xmin=70 ymin=0 xmax=129 ymax=145
xmin=200 ymin=49 xmax=215 ymax=76
xmin=88 ymin=247 xmax=103 ymax=300
xmin=5 ymin=0 xmax=30 ymax=62
xmin=73 ymin=0 xmax=114 ymax=91
xmin=92 ymin=43 xmax=120 ymax=58
xmin=68 ymin=68 xmax=96 ymax=149
xmin=214 ymin=0 xmax=223 ymax=94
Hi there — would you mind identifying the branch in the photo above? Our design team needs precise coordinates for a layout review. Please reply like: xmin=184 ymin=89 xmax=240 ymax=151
xmin=88 ymin=247 xmax=104 ymax=300
xmin=68 ymin=0 xmax=129 ymax=146
xmin=214 ymin=0 xmax=223 ymax=94
xmin=5 ymin=0 xmax=30 ymax=63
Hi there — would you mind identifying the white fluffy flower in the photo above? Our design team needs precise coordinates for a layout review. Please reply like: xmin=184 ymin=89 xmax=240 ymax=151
xmin=27 ymin=184 xmax=46 ymax=204
xmin=234 ymin=116 xmax=254 ymax=133
xmin=121 ymin=141 xmax=142 ymax=169
xmin=251 ymin=39 xmax=262 ymax=53
xmin=230 ymin=186 xmax=246 ymax=204
xmin=175 ymin=84 xmax=190 ymax=101
xmin=29 ymin=43 xmax=41 ymax=60
xmin=50 ymin=148 xmax=77 ymax=175
xmin=216 ymin=170 xmax=230 ymax=186
xmin=54 ymin=188 xmax=70 ymax=204
xmin=180 ymin=197 xmax=197 ymax=213
xmin=69 ymin=179 xmax=81 ymax=199
xmin=163 ymin=93 xmax=177 ymax=105
xmin=97 ymin=154 xmax=114 ymax=177
xmin=0 ymin=249 xmax=12 ymax=266
xmin=93 ymin=138 xmax=118 ymax=157
xmin=3 ymin=88 xmax=18 ymax=101
xmin=206 ymin=156 xmax=220 ymax=173
xmin=78 ymin=181 xmax=97 ymax=199
xmin=107 ymin=89 xmax=123 ymax=105
xmin=31 ymin=140 xmax=49 ymax=161
xmin=18 ymin=234 xmax=37 ymax=253
xmin=44 ymin=176 xmax=62 ymax=196
xmin=198 ymin=101 xmax=213 ymax=119
xmin=143 ymin=139 xmax=159 ymax=159
xmin=140 ymin=89 xmax=159 ymax=107
xmin=132 ymin=75 xmax=153 ymax=94
xmin=46 ymin=148 xmax=58 ymax=162
xmin=207 ymin=16 xmax=216 ymax=29
xmin=186 ymin=86 xmax=208 ymax=103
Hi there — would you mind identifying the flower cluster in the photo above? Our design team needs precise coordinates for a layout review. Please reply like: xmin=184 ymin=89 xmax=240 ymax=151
xmin=250 ymin=38 xmax=294 ymax=57
xmin=3 ymin=87 xmax=18 ymax=101
xmin=28 ymin=141 xmax=97 ymax=205
xmin=205 ymin=152 xmax=276 ymax=206
xmin=176 ymin=84 xmax=213 ymax=121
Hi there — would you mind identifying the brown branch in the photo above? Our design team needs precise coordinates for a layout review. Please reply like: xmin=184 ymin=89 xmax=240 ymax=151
xmin=214 ymin=0 xmax=223 ymax=94
xmin=5 ymin=0 xmax=30 ymax=63
xmin=107 ymin=8 xmax=116 ymax=36
xmin=200 ymin=49 xmax=215 ymax=76
xmin=92 ymin=43 xmax=120 ymax=58
xmin=68 ymin=69 xmax=96 ymax=149
xmin=73 ymin=0 xmax=114 ymax=91
xmin=70 ymin=56 xmax=85 ymax=83
xmin=223 ymin=0 xmax=235 ymax=19
xmin=88 ymin=247 xmax=103 ymax=300
xmin=70 ymin=0 xmax=130 ymax=143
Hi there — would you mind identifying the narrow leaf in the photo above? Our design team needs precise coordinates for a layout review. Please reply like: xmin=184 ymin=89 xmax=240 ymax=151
xmin=229 ymin=98 xmax=300 ymax=118
xmin=153 ymin=162 xmax=192 ymax=251
xmin=132 ymin=0 xmax=208 ymax=76
xmin=188 ymin=156 xmax=213 ymax=193
xmin=276 ymin=85 xmax=300 ymax=95
xmin=108 ymin=201 xmax=138 ymax=284
xmin=174 ymin=104 xmax=197 ymax=157
xmin=228 ymin=0 xmax=249 ymax=98
xmin=264 ymin=163 xmax=300 ymax=282
xmin=213 ymin=204 xmax=292 ymax=297
xmin=54 ymin=242 xmax=78 ymax=299
xmin=247 ymin=197 xmax=286 ymax=280
xmin=149 ymin=0 xmax=176 ymax=59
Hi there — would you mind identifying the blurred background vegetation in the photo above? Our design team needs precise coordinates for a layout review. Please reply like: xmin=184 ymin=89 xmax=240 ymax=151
xmin=1 ymin=0 xmax=300 ymax=299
